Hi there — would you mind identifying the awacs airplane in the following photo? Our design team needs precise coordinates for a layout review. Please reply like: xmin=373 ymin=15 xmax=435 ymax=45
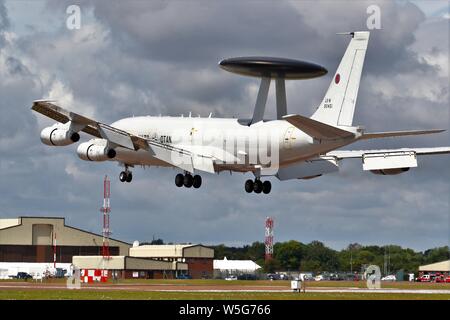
xmin=32 ymin=31 xmax=450 ymax=194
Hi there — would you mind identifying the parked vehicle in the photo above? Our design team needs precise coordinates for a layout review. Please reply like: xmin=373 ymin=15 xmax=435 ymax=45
xmin=55 ymin=268 xmax=67 ymax=278
xmin=445 ymin=276 xmax=450 ymax=283
xmin=13 ymin=272 xmax=32 ymax=280
xmin=416 ymin=274 xmax=430 ymax=282
xmin=315 ymin=275 xmax=324 ymax=281
xmin=301 ymin=273 xmax=314 ymax=281
xmin=237 ymin=274 xmax=256 ymax=280
xmin=225 ymin=275 xmax=237 ymax=281
xmin=176 ymin=274 xmax=192 ymax=279
xmin=329 ymin=273 xmax=345 ymax=281
xmin=267 ymin=273 xmax=280 ymax=280
xmin=434 ymin=275 xmax=445 ymax=283
xmin=381 ymin=275 xmax=396 ymax=281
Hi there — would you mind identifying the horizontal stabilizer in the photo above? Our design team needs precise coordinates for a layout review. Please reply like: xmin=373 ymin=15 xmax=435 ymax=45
xmin=283 ymin=114 xmax=354 ymax=140
xmin=360 ymin=129 xmax=445 ymax=140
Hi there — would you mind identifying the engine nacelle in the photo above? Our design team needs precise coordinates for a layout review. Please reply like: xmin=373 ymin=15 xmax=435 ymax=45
xmin=40 ymin=126 xmax=80 ymax=146
xmin=370 ymin=167 xmax=410 ymax=175
xmin=77 ymin=142 xmax=116 ymax=162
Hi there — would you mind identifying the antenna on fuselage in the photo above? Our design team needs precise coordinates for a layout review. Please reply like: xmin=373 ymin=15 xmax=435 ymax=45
xmin=218 ymin=57 xmax=327 ymax=125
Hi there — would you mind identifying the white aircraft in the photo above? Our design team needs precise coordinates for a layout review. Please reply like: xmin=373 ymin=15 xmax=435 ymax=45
xmin=32 ymin=31 xmax=450 ymax=194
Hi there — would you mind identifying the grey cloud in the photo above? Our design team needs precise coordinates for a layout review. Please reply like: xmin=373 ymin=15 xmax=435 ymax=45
xmin=0 ymin=0 xmax=9 ymax=47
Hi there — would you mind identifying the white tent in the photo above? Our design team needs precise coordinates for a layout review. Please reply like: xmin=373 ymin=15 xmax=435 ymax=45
xmin=213 ymin=257 xmax=261 ymax=272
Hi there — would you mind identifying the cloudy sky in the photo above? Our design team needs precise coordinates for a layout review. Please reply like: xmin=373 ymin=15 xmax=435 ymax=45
xmin=0 ymin=0 xmax=448 ymax=251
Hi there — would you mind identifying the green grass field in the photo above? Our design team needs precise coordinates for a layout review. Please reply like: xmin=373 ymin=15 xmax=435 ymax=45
xmin=0 ymin=290 xmax=449 ymax=300
xmin=1 ymin=279 xmax=450 ymax=300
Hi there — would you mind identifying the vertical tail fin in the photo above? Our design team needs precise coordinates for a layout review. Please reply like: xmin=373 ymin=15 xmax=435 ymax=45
xmin=311 ymin=31 xmax=370 ymax=127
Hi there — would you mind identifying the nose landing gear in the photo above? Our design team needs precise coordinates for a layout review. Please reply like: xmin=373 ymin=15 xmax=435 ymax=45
xmin=244 ymin=179 xmax=271 ymax=194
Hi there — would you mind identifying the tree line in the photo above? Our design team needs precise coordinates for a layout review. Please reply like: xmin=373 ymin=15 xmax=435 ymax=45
xmin=211 ymin=241 xmax=450 ymax=274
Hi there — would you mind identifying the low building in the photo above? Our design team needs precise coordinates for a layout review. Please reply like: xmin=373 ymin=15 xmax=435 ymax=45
xmin=0 ymin=217 xmax=130 ymax=263
xmin=72 ymin=256 xmax=188 ymax=279
xmin=130 ymin=244 xmax=214 ymax=279
xmin=419 ymin=260 xmax=450 ymax=277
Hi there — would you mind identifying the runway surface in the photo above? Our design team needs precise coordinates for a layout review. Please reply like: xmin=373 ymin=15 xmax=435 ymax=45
xmin=1 ymin=282 xmax=450 ymax=294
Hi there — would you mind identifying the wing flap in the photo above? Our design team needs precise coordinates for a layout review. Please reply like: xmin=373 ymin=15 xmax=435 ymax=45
xmin=361 ymin=151 xmax=417 ymax=171
xmin=146 ymin=140 xmax=194 ymax=173
xmin=98 ymin=124 xmax=136 ymax=150
xmin=192 ymin=154 xmax=215 ymax=173
xmin=328 ymin=147 xmax=450 ymax=159
xmin=327 ymin=147 xmax=450 ymax=171
xmin=283 ymin=114 xmax=354 ymax=140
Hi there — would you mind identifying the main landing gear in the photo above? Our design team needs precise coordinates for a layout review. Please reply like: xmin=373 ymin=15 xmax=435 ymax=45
xmin=175 ymin=173 xmax=202 ymax=189
xmin=245 ymin=179 xmax=271 ymax=194
xmin=119 ymin=167 xmax=133 ymax=183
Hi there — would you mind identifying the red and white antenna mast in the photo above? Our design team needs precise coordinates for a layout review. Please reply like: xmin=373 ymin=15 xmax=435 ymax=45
xmin=101 ymin=175 xmax=111 ymax=259
xmin=53 ymin=232 xmax=57 ymax=268
xmin=265 ymin=217 xmax=274 ymax=262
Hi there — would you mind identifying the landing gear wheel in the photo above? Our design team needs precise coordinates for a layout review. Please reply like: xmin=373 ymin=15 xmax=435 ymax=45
xmin=126 ymin=172 xmax=133 ymax=183
xmin=253 ymin=180 xmax=263 ymax=194
xmin=175 ymin=174 xmax=184 ymax=187
xmin=245 ymin=179 xmax=254 ymax=193
xmin=119 ymin=171 xmax=127 ymax=182
xmin=262 ymin=181 xmax=271 ymax=194
xmin=193 ymin=175 xmax=202 ymax=188
xmin=184 ymin=174 xmax=193 ymax=188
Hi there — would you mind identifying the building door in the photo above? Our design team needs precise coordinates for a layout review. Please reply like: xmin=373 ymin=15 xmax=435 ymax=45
xmin=32 ymin=224 xmax=53 ymax=263
xmin=35 ymin=246 xmax=47 ymax=263
xmin=32 ymin=224 xmax=53 ymax=245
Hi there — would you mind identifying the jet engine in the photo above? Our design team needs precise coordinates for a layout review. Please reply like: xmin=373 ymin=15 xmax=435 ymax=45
xmin=370 ymin=168 xmax=410 ymax=175
xmin=77 ymin=142 xmax=117 ymax=161
xmin=40 ymin=125 xmax=80 ymax=146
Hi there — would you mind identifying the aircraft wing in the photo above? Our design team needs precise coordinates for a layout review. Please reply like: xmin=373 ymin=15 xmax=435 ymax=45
xmin=32 ymin=100 xmax=216 ymax=174
xmin=32 ymin=100 xmax=148 ymax=150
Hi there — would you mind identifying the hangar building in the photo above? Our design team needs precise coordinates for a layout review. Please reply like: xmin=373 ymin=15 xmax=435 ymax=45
xmin=0 ymin=217 xmax=130 ymax=262
xmin=0 ymin=217 xmax=214 ymax=279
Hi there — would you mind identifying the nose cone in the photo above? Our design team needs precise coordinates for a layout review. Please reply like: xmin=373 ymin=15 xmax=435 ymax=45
xmin=218 ymin=57 xmax=327 ymax=79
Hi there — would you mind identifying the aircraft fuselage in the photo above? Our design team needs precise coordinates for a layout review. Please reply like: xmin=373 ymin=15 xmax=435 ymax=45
xmin=103 ymin=116 xmax=353 ymax=172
